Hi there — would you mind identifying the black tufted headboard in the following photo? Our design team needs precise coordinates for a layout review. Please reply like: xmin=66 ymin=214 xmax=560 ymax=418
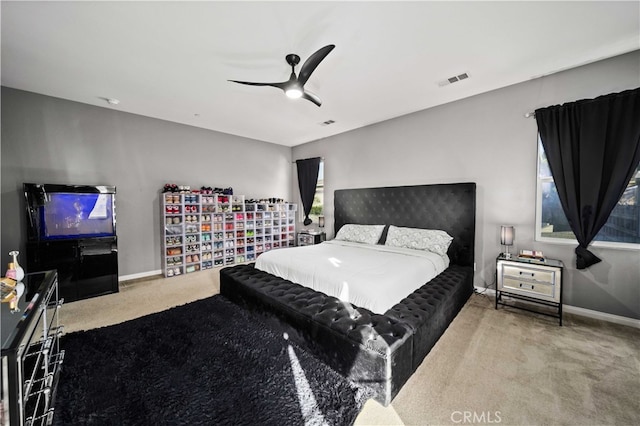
xmin=334 ymin=182 xmax=476 ymax=267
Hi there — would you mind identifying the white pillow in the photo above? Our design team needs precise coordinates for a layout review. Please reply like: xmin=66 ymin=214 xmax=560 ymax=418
xmin=334 ymin=224 xmax=385 ymax=245
xmin=385 ymin=225 xmax=453 ymax=256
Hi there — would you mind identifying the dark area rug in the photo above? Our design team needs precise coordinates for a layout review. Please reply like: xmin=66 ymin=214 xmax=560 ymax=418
xmin=53 ymin=295 xmax=370 ymax=425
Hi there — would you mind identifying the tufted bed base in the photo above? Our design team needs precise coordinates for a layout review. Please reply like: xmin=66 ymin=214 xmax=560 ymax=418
xmin=220 ymin=263 xmax=473 ymax=406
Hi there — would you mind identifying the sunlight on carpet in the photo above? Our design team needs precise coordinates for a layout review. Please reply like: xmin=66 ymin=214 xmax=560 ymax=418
xmin=286 ymin=332 xmax=329 ymax=426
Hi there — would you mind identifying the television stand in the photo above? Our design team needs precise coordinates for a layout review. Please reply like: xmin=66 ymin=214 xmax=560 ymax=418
xmin=27 ymin=236 xmax=118 ymax=302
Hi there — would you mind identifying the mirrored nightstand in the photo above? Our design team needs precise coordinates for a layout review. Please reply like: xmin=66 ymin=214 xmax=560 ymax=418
xmin=297 ymin=231 xmax=326 ymax=246
xmin=496 ymin=254 xmax=564 ymax=326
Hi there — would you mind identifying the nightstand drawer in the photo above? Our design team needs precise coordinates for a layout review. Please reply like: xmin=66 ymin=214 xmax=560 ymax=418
xmin=497 ymin=259 xmax=562 ymax=304
xmin=502 ymin=277 xmax=555 ymax=298
xmin=298 ymin=234 xmax=314 ymax=245
xmin=502 ymin=265 xmax=555 ymax=284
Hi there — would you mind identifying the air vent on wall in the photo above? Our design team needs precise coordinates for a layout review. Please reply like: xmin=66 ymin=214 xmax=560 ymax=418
xmin=438 ymin=72 xmax=470 ymax=87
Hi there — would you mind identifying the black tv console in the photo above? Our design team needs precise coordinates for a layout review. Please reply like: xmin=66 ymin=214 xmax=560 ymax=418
xmin=27 ymin=236 xmax=118 ymax=302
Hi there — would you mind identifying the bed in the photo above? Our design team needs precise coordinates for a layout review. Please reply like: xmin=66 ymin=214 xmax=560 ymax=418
xmin=220 ymin=182 xmax=476 ymax=406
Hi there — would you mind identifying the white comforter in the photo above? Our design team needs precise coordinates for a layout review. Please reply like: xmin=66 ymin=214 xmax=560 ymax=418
xmin=255 ymin=240 xmax=449 ymax=314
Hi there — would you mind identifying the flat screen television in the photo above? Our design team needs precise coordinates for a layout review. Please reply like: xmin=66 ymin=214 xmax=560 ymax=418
xmin=24 ymin=183 xmax=117 ymax=241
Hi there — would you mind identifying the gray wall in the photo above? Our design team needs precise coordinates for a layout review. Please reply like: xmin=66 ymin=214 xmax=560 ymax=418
xmin=292 ymin=51 xmax=640 ymax=319
xmin=1 ymin=88 xmax=292 ymax=277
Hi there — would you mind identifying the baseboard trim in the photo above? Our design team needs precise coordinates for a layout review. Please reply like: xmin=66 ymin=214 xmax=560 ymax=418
xmin=474 ymin=286 xmax=639 ymax=329
xmin=562 ymin=304 xmax=640 ymax=329
xmin=119 ymin=270 xmax=162 ymax=282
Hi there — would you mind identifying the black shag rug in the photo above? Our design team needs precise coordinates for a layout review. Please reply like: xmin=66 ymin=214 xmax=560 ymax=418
xmin=54 ymin=295 xmax=371 ymax=425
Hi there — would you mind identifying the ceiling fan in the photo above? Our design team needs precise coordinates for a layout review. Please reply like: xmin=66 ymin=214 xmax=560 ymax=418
xmin=229 ymin=44 xmax=335 ymax=107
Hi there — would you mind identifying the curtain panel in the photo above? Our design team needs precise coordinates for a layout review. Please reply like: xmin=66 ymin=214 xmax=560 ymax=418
xmin=535 ymin=87 xmax=640 ymax=269
xmin=296 ymin=157 xmax=321 ymax=226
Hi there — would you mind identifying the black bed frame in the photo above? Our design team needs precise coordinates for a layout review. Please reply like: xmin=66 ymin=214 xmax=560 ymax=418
xmin=220 ymin=182 xmax=476 ymax=406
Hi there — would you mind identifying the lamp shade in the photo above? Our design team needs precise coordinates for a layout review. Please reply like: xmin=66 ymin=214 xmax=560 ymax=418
xmin=500 ymin=226 xmax=514 ymax=246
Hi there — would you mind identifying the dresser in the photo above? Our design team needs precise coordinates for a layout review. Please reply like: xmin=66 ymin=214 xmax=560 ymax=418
xmin=496 ymin=255 xmax=564 ymax=325
xmin=1 ymin=270 xmax=64 ymax=425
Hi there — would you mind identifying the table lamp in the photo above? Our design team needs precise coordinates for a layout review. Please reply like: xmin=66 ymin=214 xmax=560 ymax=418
xmin=501 ymin=225 xmax=514 ymax=259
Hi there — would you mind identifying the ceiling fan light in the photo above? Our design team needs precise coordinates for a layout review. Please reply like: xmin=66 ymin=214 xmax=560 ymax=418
xmin=285 ymin=88 xmax=303 ymax=99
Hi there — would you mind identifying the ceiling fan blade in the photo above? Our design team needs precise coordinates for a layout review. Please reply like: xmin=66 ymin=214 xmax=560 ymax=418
xmin=228 ymin=80 xmax=287 ymax=90
xmin=301 ymin=90 xmax=322 ymax=107
xmin=297 ymin=44 xmax=335 ymax=86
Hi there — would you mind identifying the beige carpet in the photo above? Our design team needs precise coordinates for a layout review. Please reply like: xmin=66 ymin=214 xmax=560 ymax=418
xmin=61 ymin=268 xmax=640 ymax=426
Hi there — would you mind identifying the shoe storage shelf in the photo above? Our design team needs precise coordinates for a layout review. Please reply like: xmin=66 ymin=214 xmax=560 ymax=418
xmin=161 ymin=193 xmax=297 ymax=278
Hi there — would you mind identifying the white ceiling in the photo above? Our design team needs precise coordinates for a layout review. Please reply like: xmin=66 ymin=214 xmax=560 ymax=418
xmin=2 ymin=1 xmax=639 ymax=147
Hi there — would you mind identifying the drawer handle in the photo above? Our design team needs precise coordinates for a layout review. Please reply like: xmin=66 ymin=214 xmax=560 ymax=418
xmin=519 ymin=271 xmax=535 ymax=277
xmin=519 ymin=283 xmax=534 ymax=290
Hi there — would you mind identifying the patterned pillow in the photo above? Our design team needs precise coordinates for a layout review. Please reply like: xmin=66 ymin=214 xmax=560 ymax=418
xmin=334 ymin=224 xmax=385 ymax=245
xmin=385 ymin=225 xmax=453 ymax=256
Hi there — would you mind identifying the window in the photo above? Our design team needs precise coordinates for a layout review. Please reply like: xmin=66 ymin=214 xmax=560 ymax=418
xmin=303 ymin=160 xmax=324 ymax=224
xmin=309 ymin=160 xmax=324 ymax=222
xmin=536 ymin=138 xmax=640 ymax=246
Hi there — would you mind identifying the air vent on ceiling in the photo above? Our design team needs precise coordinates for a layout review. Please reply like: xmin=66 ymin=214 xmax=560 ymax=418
xmin=438 ymin=72 xmax=470 ymax=87
xmin=319 ymin=119 xmax=335 ymax=126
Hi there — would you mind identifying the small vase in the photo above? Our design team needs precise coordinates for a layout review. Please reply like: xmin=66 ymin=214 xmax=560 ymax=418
xmin=9 ymin=251 xmax=24 ymax=282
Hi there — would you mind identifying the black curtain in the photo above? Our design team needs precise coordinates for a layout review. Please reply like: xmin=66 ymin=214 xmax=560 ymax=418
xmin=296 ymin=157 xmax=321 ymax=226
xmin=535 ymin=88 xmax=640 ymax=269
